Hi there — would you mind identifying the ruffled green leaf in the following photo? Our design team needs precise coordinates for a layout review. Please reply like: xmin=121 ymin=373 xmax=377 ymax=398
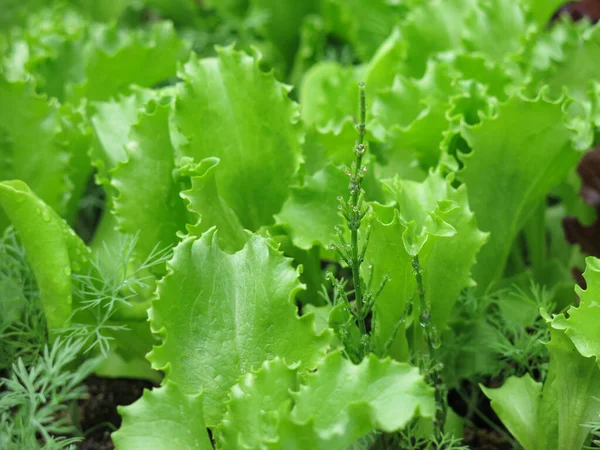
xmin=173 ymin=46 xmax=302 ymax=231
xmin=249 ymin=0 xmax=319 ymax=70
xmin=111 ymin=100 xmax=187 ymax=260
xmin=0 ymin=76 xmax=70 ymax=223
xmin=522 ymin=0 xmax=567 ymax=27
xmin=179 ymin=157 xmax=247 ymax=252
xmin=148 ymin=229 xmax=332 ymax=426
xmin=321 ymin=0 xmax=406 ymax=62
xmin=367 ymin=171 xmax=487 ymax=359
xmin=552 ymin=257 xmax=600 ymax=363
xmin=459 ymin=91 xmax=581 ymax=293
xmin=398 ymin=0 xmax=477 ymax=77
xmin=299 ymin=61 xmax=360 ymax=129
xmin=68 ymin=22 xmax=189 ymax=103
xmin=461 ymin=0 xmax=528 ymax=62
xmin=531 ymin=18 xmax=600 ymax=103
xmin=217 ymin=358 xmax=298 ymax=449
xmin=275 ymin=164 xmax=346 ymax=250
xmin=113 ymin=381 xmax=212 ymax=450
xmin=290 ymin=352 xmax=434 ymax=438
xmin=218 ymin=353 xmax=433 ymax=450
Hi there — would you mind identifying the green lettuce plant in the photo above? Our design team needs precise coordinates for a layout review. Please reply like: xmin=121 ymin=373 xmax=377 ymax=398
xmin=1 ymin=0 xmax=600 ymax=448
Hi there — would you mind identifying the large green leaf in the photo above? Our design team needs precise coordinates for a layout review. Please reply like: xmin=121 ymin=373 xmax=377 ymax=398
xmin=398 ymin=0 xmax=477 ymax=77
xmin=366 ymin=171 xmax=487 ymax=359
xmin=461 ymin=0 xmax=528 ymax=62
xmin=67 ymin=22 xmax=189 ymax=102
xmin=459 ymin=91 xmax=581 ymax=293
xmin=111 ymin=100 xmax=187 ymax=260
xmin=218 ymin=353 xmax=433 ymax=450
xmin=547 ymin=329 xmax=600 ymax=450
xmin=173 ymin=46 xmax=302 ymax=231
xmin=290 ymin=352 xmax=434 ymax=440
xmin=0 ymin=181 xmax=89 ymax=332
xmin=113 ymin=381 xmax=213 ymax=450
xmin=148 ymin=229 xmax=332 ymax=426
xmin=0 ymin=76 xmax=70 ymax=222
xmin=480 ymin=374 xmax=542 ymax=450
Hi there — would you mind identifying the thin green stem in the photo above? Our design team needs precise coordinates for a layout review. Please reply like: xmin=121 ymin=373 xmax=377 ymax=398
xmin=413 ymin=255 xmax=447 ymax=439
xmin=350 ymin=83 xmax=367 ymax=336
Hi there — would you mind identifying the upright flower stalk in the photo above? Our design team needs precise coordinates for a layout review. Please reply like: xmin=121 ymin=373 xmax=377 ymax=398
xmin=329 ymin=83 xmax=387 ymax=359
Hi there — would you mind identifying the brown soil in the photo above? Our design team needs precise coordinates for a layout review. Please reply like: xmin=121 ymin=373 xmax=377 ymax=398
xmin=77 ymin=376 xmax=155 ymax=450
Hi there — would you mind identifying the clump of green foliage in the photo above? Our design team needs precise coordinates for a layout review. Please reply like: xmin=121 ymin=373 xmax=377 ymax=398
xmin=1 ymin=0 xmax=600 ymax=449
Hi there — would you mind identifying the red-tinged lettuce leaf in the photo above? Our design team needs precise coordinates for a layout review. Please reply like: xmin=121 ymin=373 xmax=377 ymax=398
xmin=173 ymin=46 xmax=302 ymax=232
xmin=0 ymin=180 xmax=90 ymax=332
xmin=366 ymin=171 xmax=487 ymax=360
xmin=217 ymin=353 xmax=433 ymax=450
xmin=147 ymin=229 xmax=332 ymax=426
xmin=458 ymin=91 xmax=583 ymax=293
xmin=113 ymin=381 xmax=213 ymax=450
xmin=111 ymin=99 xmax=187 ymax=261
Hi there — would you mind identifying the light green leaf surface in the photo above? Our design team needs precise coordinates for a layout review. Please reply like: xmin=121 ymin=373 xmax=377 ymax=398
xmin=321 ymin=0 xmax=406 ymax=61
xmin=173 ymin=46 xmax=302 ymax=231
xmin=480 ymin=374 xmax=541 ymax=450
xmin=552 ymin=257 xmax=600 ymax=363
xmin=180 ymin=157 xmax=247 ymax=253
xmin=459 ymin=92 xmax=580 ymax=293
xmin=299 ymin=61 xmax=360 ymax=129
xmin=111 ymin=100 xmax=187 ymax=259
xmin=291 ymin=352 xmax=434 ymax=437
xmin=113 ymin=381 xmax=212 ymax=450
xmin=0 ymin=76 xmax=69 ymax=221
xmin=547 ymin=328 xmax=600 ymax=450
xmin=217 ymin=358 xmax=298 ymax=449
xmin=219 ymin=352 xmax=433 ymax=450
xmin=275 ymin=164 xmax=346 ymax=250
xmin=399 ymin=0 xmax=477 ymax=77
xmin=462 ymin=0 xmax=527 ymax=62
xmin=68 ymin=22 xmax=188 ymax=102
xmin=148 ymin=229 xmax=332 ymax=426
xmin=367 ymin=172 xmax=486 ymax=358
xmin=0 ymin=180 xmax=90 ymax=332
xmin=522 ymin=0 xmax=567 ymax=27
